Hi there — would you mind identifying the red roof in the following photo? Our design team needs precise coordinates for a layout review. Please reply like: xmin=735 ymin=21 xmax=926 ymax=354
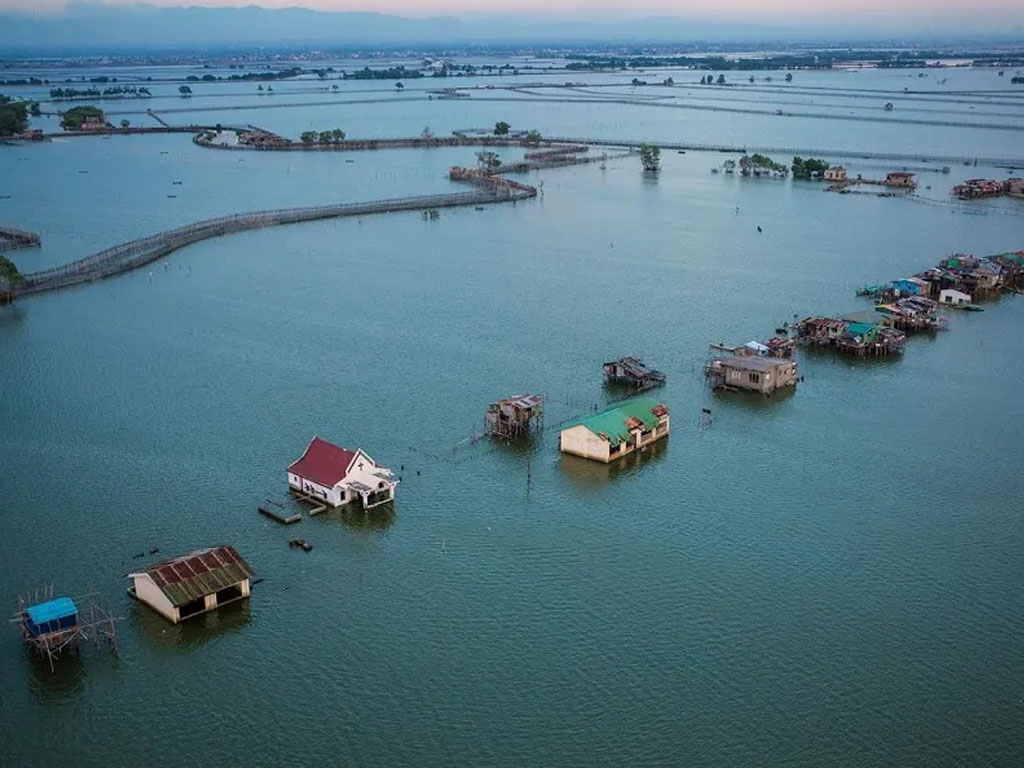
xmin=288 ymin=436 xmax=356 ymax=487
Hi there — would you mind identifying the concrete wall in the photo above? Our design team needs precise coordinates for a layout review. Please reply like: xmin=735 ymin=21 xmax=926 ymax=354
xmin=132 ymin=574 xmax=179 ymax=624
xmin=560 ymin=424 xmax=613 ymax=462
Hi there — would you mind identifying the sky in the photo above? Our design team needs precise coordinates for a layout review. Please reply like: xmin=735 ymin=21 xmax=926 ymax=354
xmin=1 ymin=0 xmax=1021 ymax=24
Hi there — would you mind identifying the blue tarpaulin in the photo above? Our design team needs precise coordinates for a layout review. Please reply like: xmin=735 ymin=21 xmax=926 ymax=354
xmin=25 ymin=597 xmax=78 ymax=637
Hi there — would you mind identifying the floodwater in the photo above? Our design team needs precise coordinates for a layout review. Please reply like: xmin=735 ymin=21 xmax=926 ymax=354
xmin=1 ymin=63 xmax=1023 ymax=767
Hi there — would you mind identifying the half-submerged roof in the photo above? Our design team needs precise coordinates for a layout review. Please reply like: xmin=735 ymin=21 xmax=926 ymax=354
xmin=564 ymin=396 xmax=668 ymax=444
xmin=289 ymin=436 xmax=357 ymax=487
xmin=138 ymin=546 xmax=254 ymax=607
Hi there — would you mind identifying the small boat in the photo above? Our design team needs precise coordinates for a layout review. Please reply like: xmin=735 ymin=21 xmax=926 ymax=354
xmin=962 ymin=304 xmax=985 ymax=312
xmin=775 ymin=327 xmax=788 ymax=335
xmin=289 ymin=538 xmax=313 ymax=552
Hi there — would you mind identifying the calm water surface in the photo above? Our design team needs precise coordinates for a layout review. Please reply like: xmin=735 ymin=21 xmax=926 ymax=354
xmin=1 ymin=66 xmax=1023 ymax=767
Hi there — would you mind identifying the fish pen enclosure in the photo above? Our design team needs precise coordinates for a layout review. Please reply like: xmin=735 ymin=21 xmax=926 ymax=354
xmin=0 ymin=225 xmax=41 ymax=251
xmin=16 ymin=180 xmax=536 ymax=298
xmin=485 ymin=394 xmax=544 ymax=439
xmin=11 ymin=588 xmax=118 ymax=671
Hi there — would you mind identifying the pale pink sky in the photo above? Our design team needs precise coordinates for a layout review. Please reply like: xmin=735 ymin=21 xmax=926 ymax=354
xmin=3 ymin=0 xmax=1022 ymax=24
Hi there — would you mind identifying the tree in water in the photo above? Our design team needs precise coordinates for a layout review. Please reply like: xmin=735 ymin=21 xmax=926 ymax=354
xmin=524 ymin=130 xmax=542 ymax=147
xmin=178 ymin=85 xmax=192 ymax=96
xmin=395 ymin=81 xmax=404 ymax=90
xmin=640 ymin=144 xmax=661 ymax=173
xmin=476 ymin=151 xmax=501 ymax=172
xmin=785 ymin=72 xmax=793 ymax=82
xmin=318 ymin=130 xmax=333 ymax=145
xmin=331 ymin=128 xmax=345 ymax=143
xmin=717 ymin=74 xmax=726 ymax=85
xmin=421 ymin=126 xmax=435 ymax=140
xmin=0 ymin=254 xmax=23 ymax=302
xmin=494 ymin=121 xmax=511 ymax=136
xmin=300 ymin=131 xmax=316 ymax=145
xmin=120 ymin=119 xmax=130 ymax=128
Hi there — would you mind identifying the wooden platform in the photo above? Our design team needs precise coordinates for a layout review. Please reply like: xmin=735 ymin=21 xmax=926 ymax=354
xmin=258 ymin=505 xmax=301 ymax=524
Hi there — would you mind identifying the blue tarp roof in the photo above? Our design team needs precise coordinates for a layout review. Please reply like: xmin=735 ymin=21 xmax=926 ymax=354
xmin=26 ymin=597 xmax=78 ymax=625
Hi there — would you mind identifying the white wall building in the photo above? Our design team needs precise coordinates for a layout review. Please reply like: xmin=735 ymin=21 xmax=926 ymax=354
xmin=288 ymin=436 xmax=398 ymax=509
xmin=940 ymin=289 xmax=972 ymax=305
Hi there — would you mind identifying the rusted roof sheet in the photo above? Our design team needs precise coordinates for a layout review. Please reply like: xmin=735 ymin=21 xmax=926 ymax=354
xmin=143 ymin=546 xmax=254 ymax=607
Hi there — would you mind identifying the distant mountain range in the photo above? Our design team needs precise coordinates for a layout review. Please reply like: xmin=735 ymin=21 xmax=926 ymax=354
xmin=0 ymin=3 xmax=1020 ymax=53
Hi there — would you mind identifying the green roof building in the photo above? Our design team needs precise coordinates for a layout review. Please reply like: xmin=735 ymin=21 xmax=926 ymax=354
xmin=560 ymin=396 xmax=670 ymax=463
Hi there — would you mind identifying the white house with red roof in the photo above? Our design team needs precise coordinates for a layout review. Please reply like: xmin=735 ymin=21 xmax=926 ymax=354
xmin=288 ymin=436 xmax=399 ymax=509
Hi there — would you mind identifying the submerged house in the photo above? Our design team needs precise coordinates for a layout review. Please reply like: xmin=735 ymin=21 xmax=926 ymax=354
xmin=602 ymin=356 xmax=666 ymax=390
xmin=485 ymin=394 xmax=543 ymax=438
xmin=707 ymin=356 xmax=798 ymax=395
xmin=288 ymin=436 xmax=398 ymax=508
xmin=129 ymin=545 xmax=254 ymax=624
xmin=823 ymin=166 xmax=847 ymax=181
xmin=559 ymin=396 xmax=669 ymax=463
xmin=940 ymin=288 xmax=972 ymax=305
xmin=885 ymin=171 xmax=916 ymax=188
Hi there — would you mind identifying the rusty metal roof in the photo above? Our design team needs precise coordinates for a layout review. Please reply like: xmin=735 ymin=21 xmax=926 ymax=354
xmin=141 ymin=546 xmax=254 ymax=607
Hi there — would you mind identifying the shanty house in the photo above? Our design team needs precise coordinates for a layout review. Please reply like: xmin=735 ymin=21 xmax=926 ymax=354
xmin=885 ymin=172 xmax=916 ymax=188
xmin=823 ymin=166 xmax=847 ymax=181
xmin=940 ymin=289 xmax=971 ymax=305
xmin=129 ymin=546 xmax=254 ymax=624
xmin=560 ymin=396 xmax=669 ymax=463
xmin=891 ymin=278 xmax=921 ymax=296
xmin=602 ymin=356 xmax=666 ymax=389
xmin=486 ymin=394 xmax=543 ymax=438
xmin=710 ymin=356 xmax=798 ymax=395
xmin=24 ymin=597 xmax=78 ymax=637
xmin=288 ymin=436 xmax=398 ymax=508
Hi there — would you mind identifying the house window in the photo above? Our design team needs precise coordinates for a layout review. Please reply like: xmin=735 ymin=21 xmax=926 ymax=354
xmin=749 ymin=372 xmax=761 ymax=383
xmin=609 ymin=443 xmax=621 ymax=455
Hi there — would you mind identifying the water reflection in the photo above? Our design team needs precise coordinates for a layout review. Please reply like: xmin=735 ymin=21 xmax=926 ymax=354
xmin=26 ymin=650 xmax=88 ymax=704
xmin=0 ymin=305 xmax=26 ymax=329
xmin=132 ymin=597 xmax=251 ymax=651
xmin=711 ymin=383 xmax=796 ymax=410
xmin=333 ymin=503 xmax=397 ymax=533
xmin=558 ymin=436 xmax=669 ymax=488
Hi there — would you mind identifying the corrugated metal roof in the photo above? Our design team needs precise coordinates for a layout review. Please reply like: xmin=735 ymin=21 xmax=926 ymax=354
xmin=289 ymin=436 xmax=357 ymax=488
xmin=142 ymin=546 xmax=254 ymax=607
xmin=563 ymin=396 xmax=668 ymax=445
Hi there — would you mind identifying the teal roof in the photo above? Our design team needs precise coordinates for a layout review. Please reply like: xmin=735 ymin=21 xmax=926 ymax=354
xmin=846 ymin=322 xmax=876 ymax=336
xmin=26 ymin=597 xmax=77 ymax=625
xmin=564 ymin=396 xmax=666 ymax=444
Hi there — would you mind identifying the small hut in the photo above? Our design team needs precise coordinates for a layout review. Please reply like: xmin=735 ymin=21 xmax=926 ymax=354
xmin=129 ymin=545 xmax=254 ymax=624
xmin=707 ymin=356 xmax=798 ymax=395
xmin=485 ymin=394 xmax=543 ymax=438
xmin=602 ymin=356 xmax=666 ymax=390
xmin=13 ymin=590 xmax=117 ymax=670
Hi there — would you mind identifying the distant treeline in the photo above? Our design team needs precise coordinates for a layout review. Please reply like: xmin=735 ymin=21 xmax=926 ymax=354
xmin=50 ymin=86 xmax=150 ymax=99
xmin=566 ymin=54 xmax=832 ymax=71
xmin=342 ymin=66 xmax=423 ymax=80
xmin=566 ymin=50 xmax=1024 ymax=71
